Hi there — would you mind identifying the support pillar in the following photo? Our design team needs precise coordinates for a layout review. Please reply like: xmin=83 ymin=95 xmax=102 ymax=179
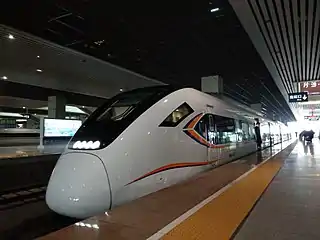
xmin=48 ymin=95 xmax=66 ymax=119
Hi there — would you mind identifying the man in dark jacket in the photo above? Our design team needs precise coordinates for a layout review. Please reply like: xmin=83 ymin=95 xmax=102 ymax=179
xmin=303 ymin=130 xmax=315 ymax=142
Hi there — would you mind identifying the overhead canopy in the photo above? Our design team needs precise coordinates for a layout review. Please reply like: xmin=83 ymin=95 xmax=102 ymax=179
xmin=1 ymin=2 xmax=298 ymax=123
xmin=0 ymin=25 xmax=163 ymax=99
xmin=229 ymin=0 xmax=320 ymax=120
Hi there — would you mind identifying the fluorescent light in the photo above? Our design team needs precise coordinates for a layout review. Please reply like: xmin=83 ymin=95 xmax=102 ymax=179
xmin=0 ymin=112 xmax=24 ymax=117
xmin=36 ymin=69 xmax=42 ymax=72
xmin=8 ymin=34 xmax=15 ymax=40
xmin=210 ymin=8 xmax=220 ymax=12
xmin=38 ymin=105 xmax=86 ymax=114
xmin=1 ymin=76 xmax=8 ymax=80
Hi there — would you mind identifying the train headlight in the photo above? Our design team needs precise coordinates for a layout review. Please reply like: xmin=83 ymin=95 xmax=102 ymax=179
xmin=92 ymin=141 xmax=100 ymax=149
xmin=72 ymin=140 xmax=101 ymax=150
xmin=84 ymin=141 xmax=89 ymax=149
xmin=87 ymin=141 xmax=94 ymax=148
xmin=73 ymin=141 xmax=81 ymax=149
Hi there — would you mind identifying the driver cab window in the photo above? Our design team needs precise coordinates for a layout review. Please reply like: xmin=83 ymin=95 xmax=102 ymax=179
xmin=95 ymin=91 xmax=157 ymax=123
xmin=160 ymin=102 xmax=194 ymax=127
xmin=96 ymin=99 xmax=138 ymax=122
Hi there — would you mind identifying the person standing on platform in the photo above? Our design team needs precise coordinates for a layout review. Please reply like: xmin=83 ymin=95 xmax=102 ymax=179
xmin=254 ymin=118 xmax=262 ymax=150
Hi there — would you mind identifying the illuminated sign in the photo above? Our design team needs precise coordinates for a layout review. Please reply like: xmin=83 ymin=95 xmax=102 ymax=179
xmin=304 ymin=115 xmax=320 ymax=121
xmin=299 ymin=81 xmax=320 ymax=95
xmin=44 ymin=119 xmax=82 ymax=137
xmin=288 ymin=92 xmax=308 ymax=102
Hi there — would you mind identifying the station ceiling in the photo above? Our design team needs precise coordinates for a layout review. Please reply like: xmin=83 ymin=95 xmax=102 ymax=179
xmin=0 ymin=96 xmax=92 ymax=117
xmin=230 ymin=0 xmax=320 ymax=121
xmin=0 ymin=25 xmax=162 ymax=99
xmin=0 ymin=81 xmax=106 ymax=107
xmin=1 ymin=0 xmax=296 ymax=122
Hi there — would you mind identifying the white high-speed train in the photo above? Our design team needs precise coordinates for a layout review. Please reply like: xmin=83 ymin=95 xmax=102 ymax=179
xmin=46 ymin=86 xmax=291 ymax=218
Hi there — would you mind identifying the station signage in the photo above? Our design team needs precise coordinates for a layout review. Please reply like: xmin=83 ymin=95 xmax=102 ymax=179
xmin=288 ymin=92 xmax=308 ymax=102
xmin=44 ymin=119 xmax=82 ymax=137
xmin=304 ymin=115 xmax=320 ymax=121
xmin=299 ymin=80 xmax=320 ymax=95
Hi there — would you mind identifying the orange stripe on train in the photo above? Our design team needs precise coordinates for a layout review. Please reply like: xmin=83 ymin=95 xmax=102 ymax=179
xmin=184 ymin=113 xmax=227 ymax=149
xmin=186 ymin=113 xmax=204 ymax=129
xmin=127 ymin=160 xmax=218 ymax=185
xmin=186 ymin=129 xmax=225 ymax=149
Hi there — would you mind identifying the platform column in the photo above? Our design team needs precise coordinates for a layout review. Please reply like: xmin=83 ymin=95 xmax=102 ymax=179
xmin=48 ymin=95 xmax=66 ymax=119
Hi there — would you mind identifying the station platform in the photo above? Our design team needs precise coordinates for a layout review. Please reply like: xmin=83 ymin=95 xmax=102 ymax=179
xmin=38 ymin=139 xmax=308 ymax=240
xmin=234 ymin=140 xmax=320 ymax=239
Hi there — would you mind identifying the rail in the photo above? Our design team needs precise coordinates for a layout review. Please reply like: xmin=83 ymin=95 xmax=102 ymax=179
xmin=0 ymin=154 xmax=59 ymax=194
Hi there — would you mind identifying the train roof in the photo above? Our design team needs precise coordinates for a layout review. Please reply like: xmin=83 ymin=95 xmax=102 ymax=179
xmin=113 ymin=85 xmax=282 ymax=125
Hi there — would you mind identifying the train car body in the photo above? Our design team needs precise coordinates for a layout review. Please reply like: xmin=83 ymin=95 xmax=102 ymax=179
xmin=46 ymin=86 xmax=291 ymax=218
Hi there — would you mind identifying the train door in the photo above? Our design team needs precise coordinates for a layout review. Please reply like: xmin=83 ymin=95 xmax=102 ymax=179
xmin=193 ymin=113 xmax=210 ymax=163
xmin=207 ymin=114 xmax=219 ymax=166
xmin=194 ymin=111 xmax=218 ymax=165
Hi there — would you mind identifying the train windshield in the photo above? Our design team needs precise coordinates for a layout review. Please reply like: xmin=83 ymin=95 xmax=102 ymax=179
xmin=95 ymin=91 xmax=155 ymax=123
xmin=69 ymin=85 xmax=177 ymax=150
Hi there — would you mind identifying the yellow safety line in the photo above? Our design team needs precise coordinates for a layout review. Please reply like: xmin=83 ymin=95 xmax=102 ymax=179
xmin=162 ymin=156 xmax=284 ymax=240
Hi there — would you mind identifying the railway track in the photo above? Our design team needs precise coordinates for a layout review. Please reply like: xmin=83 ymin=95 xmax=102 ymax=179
xmin=0 ymin=185 xmax=47 ymax=211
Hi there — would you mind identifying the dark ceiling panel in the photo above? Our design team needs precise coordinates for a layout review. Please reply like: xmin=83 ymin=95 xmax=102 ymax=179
xmin=1 ymin=0 xmax=296 ymax=122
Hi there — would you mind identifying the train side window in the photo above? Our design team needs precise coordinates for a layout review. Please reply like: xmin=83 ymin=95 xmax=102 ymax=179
xmin=240 ymin=121 xmax=250 ymax=140
xmin=216 ymin=115 xmax=235 ymax=132
xmin=159 ymin=102 xmax=194 ymax=127
xmin=207 ymin=114 xmax=215 ymax=143
xmin=249 ymin=123 xmax=256 ymax=140
xmin=235 ymin=120 xmax=243 ymax=142
xmin=208 ymin=114 xmax=215 ymax=132
xmin=215 ymin=115 xmax=236 ymax=144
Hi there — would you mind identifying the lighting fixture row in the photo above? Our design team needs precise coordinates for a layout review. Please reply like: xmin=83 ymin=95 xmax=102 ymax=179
xmin=210 ymin=8 xmax=219 ymax=12
xmin=5 ymin=33 xmax=124 ymax=93
xmin=6 ymin=33 xmax=42 ymax=71
xmin=1 ymin=68 xmax=42 ymax=80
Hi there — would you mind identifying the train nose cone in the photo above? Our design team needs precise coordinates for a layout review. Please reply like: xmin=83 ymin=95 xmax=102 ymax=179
xmin=46 ymin=152 xmax=111 ymax=219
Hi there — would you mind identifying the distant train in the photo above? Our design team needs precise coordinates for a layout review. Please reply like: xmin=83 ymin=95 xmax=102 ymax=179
xmin=46 ymin=86 xmax=291 ymax=218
